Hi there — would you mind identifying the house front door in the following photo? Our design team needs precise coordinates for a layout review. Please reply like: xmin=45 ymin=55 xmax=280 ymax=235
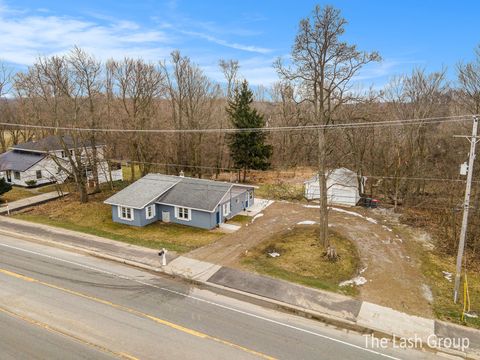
xmin=216 ymin=211 xmax=220 ymax=224
xmin=6 ymin=171 xmax=11 ymax=182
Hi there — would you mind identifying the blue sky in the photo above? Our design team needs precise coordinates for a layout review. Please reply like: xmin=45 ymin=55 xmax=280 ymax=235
xmin=1 ymin=0 xmax=479 ymax=88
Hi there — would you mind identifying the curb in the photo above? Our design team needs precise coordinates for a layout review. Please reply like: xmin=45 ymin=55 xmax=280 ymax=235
xmin=0 ymin=227 xmax=478 ymax=359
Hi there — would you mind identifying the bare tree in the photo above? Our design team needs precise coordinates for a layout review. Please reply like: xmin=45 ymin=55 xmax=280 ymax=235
xmin=275 ymin=5 xmax=380 ymax=251
xmin=110 ymin=58 xmax=165 ymax=179
xmin=457 ymin=45 xmax=480 ymax=115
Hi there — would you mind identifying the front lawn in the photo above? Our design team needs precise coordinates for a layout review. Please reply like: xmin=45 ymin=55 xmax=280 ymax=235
xmin=1 ymin=187 xmax=35 ymax=203
xmin=241 ymin=225 xmax=361 ymax=296
xmin=14 ymin=192 xmax=223 ymax=253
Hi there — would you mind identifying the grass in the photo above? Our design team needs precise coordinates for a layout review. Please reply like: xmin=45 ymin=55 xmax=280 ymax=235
xmin=228 ymin=215 xmax=251 ymax=225
xmin=255 ymin=183 xmax=305 ymax=202
xmin=420 ymin=249 xmax=480 ymax=329
xmin=0 ymin=187 xmax=35 ymax=203
xmin=14 ymin=191 xmax=223 ymax=254
xmin=241 ymin=226 xmax=361 ymax=296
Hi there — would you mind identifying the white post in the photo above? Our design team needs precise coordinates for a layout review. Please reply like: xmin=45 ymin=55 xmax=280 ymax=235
xmin=453 ymin=116 xmax=479 ymax=303
xmin=162 ymin=248 xmax=167 ymax=266
xmin=6 ymin=201 xmax=9 ymax=216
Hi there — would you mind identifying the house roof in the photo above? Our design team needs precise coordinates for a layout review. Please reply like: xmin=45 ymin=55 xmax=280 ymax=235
xmin=0 ymin=150 xmax=46 ymax=172
xmin=104 ymin=174 xmax=180 ymax=209
xmin=12 ymin=135 xmax=101 ymax=153
xmin=104 ymin=173 xmax=254 ymax=211
xmin=305 ymin=167 xmax=365 ymax=188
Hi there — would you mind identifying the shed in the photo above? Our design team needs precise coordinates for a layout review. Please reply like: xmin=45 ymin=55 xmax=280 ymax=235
xmin=304 ymin=168 xmax=365 ymax=206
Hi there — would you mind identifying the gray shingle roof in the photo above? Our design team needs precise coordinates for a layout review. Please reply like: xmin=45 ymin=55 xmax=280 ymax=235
xmin=104 ymin=173 xmax=254 ymax=211
xmin=0 ymin=150 xmax=46 ymax=172
xmin=12 ymin=135 xmax=102 ymax=153
xmin=104 ymin=174 xmax=180 ymax=209
xmin=156 ymin=178 xmax=233 ymax=212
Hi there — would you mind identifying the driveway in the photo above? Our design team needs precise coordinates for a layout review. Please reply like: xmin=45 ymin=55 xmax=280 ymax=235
xmin=187 ymin=201 xmax=433 ymax=317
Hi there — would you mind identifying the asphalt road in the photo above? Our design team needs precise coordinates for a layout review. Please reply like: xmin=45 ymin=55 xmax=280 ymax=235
xmin=0 ymin=232 xmax=436 ymax=360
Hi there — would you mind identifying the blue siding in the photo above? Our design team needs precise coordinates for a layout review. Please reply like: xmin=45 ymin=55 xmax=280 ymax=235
xmin=111 ymin=202 xmax=158 ymax=227
xmin=156 ymin=204 xmax=216 ymax=229
xmin=110 ymin=188 xmax=255 ymax=230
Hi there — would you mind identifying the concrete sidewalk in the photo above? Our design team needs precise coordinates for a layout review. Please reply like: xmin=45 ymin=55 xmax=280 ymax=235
xmin=0 ymin=216 xmax=479 ymax=359
xmin=0 ymin=191 xmax=69 ymax=214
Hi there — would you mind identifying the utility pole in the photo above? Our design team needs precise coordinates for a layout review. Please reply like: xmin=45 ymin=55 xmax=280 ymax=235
xmin=453 ymin=115 xmax=479 ymax=303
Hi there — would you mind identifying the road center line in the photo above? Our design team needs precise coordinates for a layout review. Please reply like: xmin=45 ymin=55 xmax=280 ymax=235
xmin=0 ymin=266 xmax=276 ymax=360
xmin=0 ymin=241 xmax=401 ymax=360
xmin=0 ymin=305 xmax=139 ymax=360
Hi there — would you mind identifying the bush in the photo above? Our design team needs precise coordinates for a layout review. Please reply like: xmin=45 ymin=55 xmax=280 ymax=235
xmin=0 ymin=178 xmax=12 ymax=196
xmin=25 ymin=180 xmax=37 ymax=187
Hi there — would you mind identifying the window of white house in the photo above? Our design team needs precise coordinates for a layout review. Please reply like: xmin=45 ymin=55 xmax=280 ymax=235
xmin=118 ymin=206 xmax=134 ymax=221
xmin=61 ymin=150 xmax=66 ymax=158
xmin=223 ymin=201 xmax=230 ymax=216
xmin=69 ymin=149 xmax=74 ymax=157
xmin=14 ymin=171 xmax=20 ymax=180
xmin=146 ymin=205 xmax=155 ymax=220
xmin=36 ymin=170 xmax=42 ymax=179
xmin=176 ymin=207 xmax=191 ymax=221
xmin=249 ymin=192 xmax=253 ymax=200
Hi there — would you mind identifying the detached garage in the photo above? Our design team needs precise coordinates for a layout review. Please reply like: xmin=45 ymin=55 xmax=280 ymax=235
xmin=304 ymin=168 xmax=365 ymax=206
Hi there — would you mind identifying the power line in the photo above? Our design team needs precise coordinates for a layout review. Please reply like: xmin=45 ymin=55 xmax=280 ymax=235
xmin=110 ymin=158 xmax=479 ymax=183
xmin=0 ymin=114 xmax=474 ymax=134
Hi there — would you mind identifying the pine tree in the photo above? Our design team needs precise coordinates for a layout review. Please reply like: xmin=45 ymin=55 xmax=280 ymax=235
xmin=0 ymin=178 xmax=12 ymax=197
xmin=227 ymin=80 xmax=272 ymax=182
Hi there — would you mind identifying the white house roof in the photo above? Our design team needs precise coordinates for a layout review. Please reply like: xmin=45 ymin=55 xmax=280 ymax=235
xmin=0 ymin=150 xmax=46 ymax=172
xmin=305 ymin=168 xmax=365 ymax=188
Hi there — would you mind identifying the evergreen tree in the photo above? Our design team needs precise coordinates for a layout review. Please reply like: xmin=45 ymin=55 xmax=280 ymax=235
xmin=227 ymin=80 xmax=272 ymax=182
xmin=0 ymin=178 xmax=12 ymax=197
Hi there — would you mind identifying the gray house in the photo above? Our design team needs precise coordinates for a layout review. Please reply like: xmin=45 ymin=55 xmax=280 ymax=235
xmin=104 ymin=174 xmax=255 ymax=229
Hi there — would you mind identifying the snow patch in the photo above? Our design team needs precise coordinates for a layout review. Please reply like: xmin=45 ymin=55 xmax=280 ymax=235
xmin=442 ymin=271 xmax=453 ymax=282
xmin=330 ymin=207 xmax=378 ymax=224
xmin=339 ymin=276 xmax=367 ymax=287
xmin=382 ymin=225 xmax=393 ymax=232
xmin=297 ymin=220 xmax=317 ymax=225
xmin=268 ymin=251 xmax=280 ymax=258
xmin=251 ymin=213 xmax=264 ymax=223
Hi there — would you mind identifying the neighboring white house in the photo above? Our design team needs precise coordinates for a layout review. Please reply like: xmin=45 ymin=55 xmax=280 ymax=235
xmin=304 ymin=167 xmax=366 ymax=206
xmin=0 ymin=135 xmax=123 ymax=187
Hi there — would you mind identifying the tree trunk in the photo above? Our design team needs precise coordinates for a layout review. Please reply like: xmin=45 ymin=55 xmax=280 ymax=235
xmin=318 ymin=128 xmax=329 ymax=248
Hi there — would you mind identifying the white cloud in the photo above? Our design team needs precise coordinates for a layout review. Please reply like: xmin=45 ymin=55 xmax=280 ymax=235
xmin=0 ymin=5 xmax=173 ymax=65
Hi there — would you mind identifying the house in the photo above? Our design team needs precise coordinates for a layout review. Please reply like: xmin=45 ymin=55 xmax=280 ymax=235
xmin=304 ymin=167 xmax=366 ymax=206
xmin=0 ymin=135 xmax=123 ymax=187
xmin=104 ymin=173 xmax=255 ymax=230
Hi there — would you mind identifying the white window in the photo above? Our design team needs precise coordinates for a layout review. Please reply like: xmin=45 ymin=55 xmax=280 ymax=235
xmin=175 ymin=207 xmax=191 ymax=221
xmin=146 ymin=205 xmax=156 ymax=219
xmin=14 ymin=171 xmax=20 ymax=180
xmin=118 ymin=206 xmax=134 ymax=221
xmin=61 ymin=150 xmax=66 ymax=158
xmin=223 ymin=201 xmax=230 ymax=216
xmin=249 ymin=191 xmax=253 ymax=200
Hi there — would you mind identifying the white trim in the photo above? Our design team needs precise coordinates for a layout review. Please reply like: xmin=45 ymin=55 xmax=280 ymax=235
xmin=175 ymin=206 xmax=191 ymax=221
xmin=118 ymin=206 xmax=134 ymax=221
xmin=222 ymin=201 xmax=230 ymax=216
xmin=146 ymin=204 xmax=156 ymax=220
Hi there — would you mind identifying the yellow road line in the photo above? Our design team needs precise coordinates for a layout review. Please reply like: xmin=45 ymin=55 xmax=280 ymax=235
xmin=0 ymin=306 xmax=139 ymax=360
xmin=0 ymin=268 xmax=276 ymax=360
